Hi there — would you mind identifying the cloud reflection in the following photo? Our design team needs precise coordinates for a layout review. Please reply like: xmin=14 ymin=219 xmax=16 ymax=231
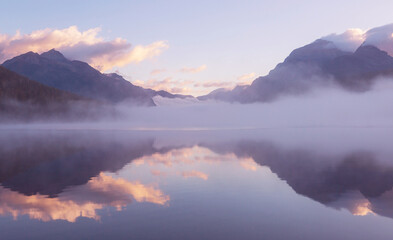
xmin=181 ymin=170 xmax=209 ymax=180
xmin=0 ymin=173 xmax=169 ymax=222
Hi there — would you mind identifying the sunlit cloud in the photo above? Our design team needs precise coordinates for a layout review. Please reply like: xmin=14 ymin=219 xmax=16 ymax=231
xmin=322 ymin=23 xmax=393 ymax=56
xmin=0 ymin=187 xmax=101 ymax=222
xmin=194 ymin=81 xmax=233 ymax=88
xmin=180 ymin=64 xmax=207 ymax=73
xmin=351 ymin=201 xmax=374 ymax=216
xmin=74 ymin=40 xmax=168 ymax=71
xmin=0 ymin=25 xmax=168 ymax=71
xmin=84 ymin=173 xmax=170 ymax=206
xmin=238 ymin=157 xmax=259 ymax=171
xmin=137 ymin=148 xmax=197 ymax=167
xmin=134 ymin=146 xmax=252 ymax=169
xmin=181 ymin=170 xmax=209 ymax=180
xmin=135 ymin=77 xmax=248 ymax=96
xmin=151 ymin=169 xmax=168 ymax=177
xmin=323 ymin=28 xmax=366 ymax=52
xmin=150 ymin=69 xmax=167 ymax=75
xmin=237 ymin=72 xmax=256 ymax=85
xmin=0 ymin=173 xmax=169 ymax=222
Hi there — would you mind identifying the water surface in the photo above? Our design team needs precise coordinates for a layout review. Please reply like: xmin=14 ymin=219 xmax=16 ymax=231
xmin=1 ymin=128 xmax=393 ymax=239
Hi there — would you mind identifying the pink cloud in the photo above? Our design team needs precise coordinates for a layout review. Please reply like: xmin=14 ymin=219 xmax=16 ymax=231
xmin=150 ymin=69 xmax=167 ymax=75
xmin=180 ymin=64 xmax=207 ymax=73
xmin=0 ymin=26 xmax=168 ymax=71
xmin=0 ymin=173 xmax=169 ymax=222
xmin=181 ymin=170 xmax=209 ymax=180
xmin=237 ymin=72 xmax=256 ymax=83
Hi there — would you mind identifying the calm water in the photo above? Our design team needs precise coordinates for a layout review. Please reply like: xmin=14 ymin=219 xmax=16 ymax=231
xmin=1 ymin=128 xmax=393 ymax=239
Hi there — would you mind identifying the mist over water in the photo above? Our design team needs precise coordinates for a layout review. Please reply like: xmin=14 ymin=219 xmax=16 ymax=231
xmin=4 ymin=78 xmax=393 ymax=130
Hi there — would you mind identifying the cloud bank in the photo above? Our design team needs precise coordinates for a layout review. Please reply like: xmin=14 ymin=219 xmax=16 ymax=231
xmin=0 ymin=26 xmax=168 ymax=71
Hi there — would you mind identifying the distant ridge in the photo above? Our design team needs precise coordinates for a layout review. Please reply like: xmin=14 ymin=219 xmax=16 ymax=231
xmin=199 ymin=40 xmax=393 ymax=103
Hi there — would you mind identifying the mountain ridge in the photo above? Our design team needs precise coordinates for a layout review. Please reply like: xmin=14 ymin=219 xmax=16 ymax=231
xmin=199 ymin=40 xmax=393 ymax=103
xmin=2 ymin=49 xmax=156 ymax=106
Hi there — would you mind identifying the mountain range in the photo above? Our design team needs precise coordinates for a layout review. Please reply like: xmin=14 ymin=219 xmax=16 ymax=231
xmin=2 ymin=49 xmax=193 ymax=106
xmin=199 ymin=40 xmax=393 ymax=103
xmin=1 ymin=35 xmax=393 ymax=120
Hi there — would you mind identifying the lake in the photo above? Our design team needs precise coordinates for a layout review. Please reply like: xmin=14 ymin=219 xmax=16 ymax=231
xmin=1 ymin=128 xmax=393 ymax=239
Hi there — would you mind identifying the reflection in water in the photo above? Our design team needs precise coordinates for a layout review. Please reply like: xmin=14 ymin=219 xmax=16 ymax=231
xmin=0 ymin=173 xmax=169 ymax=222
xmin=181 ymin=170 xmax=209 ymax=180
xmin=0 ymin=186 xmax=101 ymax=222
xmin=203 ymin=140 xmax=393 ymax=219
xmin=1 ymin=129 xmax=393 ymax=228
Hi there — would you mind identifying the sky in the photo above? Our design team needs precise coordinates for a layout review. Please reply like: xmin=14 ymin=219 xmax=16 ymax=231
xmin=1 ymin=0 xmax=393 ymax=96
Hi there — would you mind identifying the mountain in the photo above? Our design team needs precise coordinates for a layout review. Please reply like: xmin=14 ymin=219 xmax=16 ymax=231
xmin=0 ymin=66 xmax=82 ymax=103
xmin=144 ymin=88 xmax=193 ymax=99
xmin=0 ymin=66 xmax=103 ymax=121
xmin=2 ymin=49 xmax=156 ymax=106
xmin=199 ymin=40 xmax=393 ymax=103
xmin=323 ymin=45 xmax=393 ymax=90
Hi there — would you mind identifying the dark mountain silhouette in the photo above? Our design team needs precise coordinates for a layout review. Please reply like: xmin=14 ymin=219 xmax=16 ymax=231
xmin=199 ymin=40 xmax=393 ymax=103
xmin=0 ymin=65 xmax=83 ymax=103
xmin=2 ymin=49 xmax=156 ymax=106
xmin=0 ymin=66 xmax=107 ymax=121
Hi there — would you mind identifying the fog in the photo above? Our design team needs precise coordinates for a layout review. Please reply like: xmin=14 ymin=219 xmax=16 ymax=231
xmin=2 ymin=77 xmax=393 ymax=130
xmin=118 ymin=80 xmax=393 ymax=129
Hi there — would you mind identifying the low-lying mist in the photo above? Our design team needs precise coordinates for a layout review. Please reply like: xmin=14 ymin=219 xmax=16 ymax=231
xmin=2 ymin=77 xmax=393 ymax=130
xmin=122 ymin=81 xmax=393 ymax=129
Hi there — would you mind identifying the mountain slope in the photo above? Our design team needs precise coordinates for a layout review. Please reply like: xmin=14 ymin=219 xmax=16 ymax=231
xmin=0 ymin=65 xmax=83 ymax=104
xmin=323 ymin=45 xmax=393 ymax=90
xmin=199 ymin=40 xmax=393 ymax=103
xmin=0 ymin=66 xmax=108 ymax=121
xmin=2 ymin=49 xmax=155 ymax=106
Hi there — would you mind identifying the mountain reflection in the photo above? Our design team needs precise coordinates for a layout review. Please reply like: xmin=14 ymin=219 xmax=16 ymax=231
xmin=1 ymin=130 xmax=393 ymax=222
xmin=202 ymin=140 xmax=393 ymax=219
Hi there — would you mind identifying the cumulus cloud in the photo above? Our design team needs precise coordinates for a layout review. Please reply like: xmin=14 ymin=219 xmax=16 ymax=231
xmin=322 ymin=23 xmax=393 ymax=56
xmin=180 ymin=64 xmax=207 ymax=73
xmin=0 ymin=26 xmax=168 ymax=71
